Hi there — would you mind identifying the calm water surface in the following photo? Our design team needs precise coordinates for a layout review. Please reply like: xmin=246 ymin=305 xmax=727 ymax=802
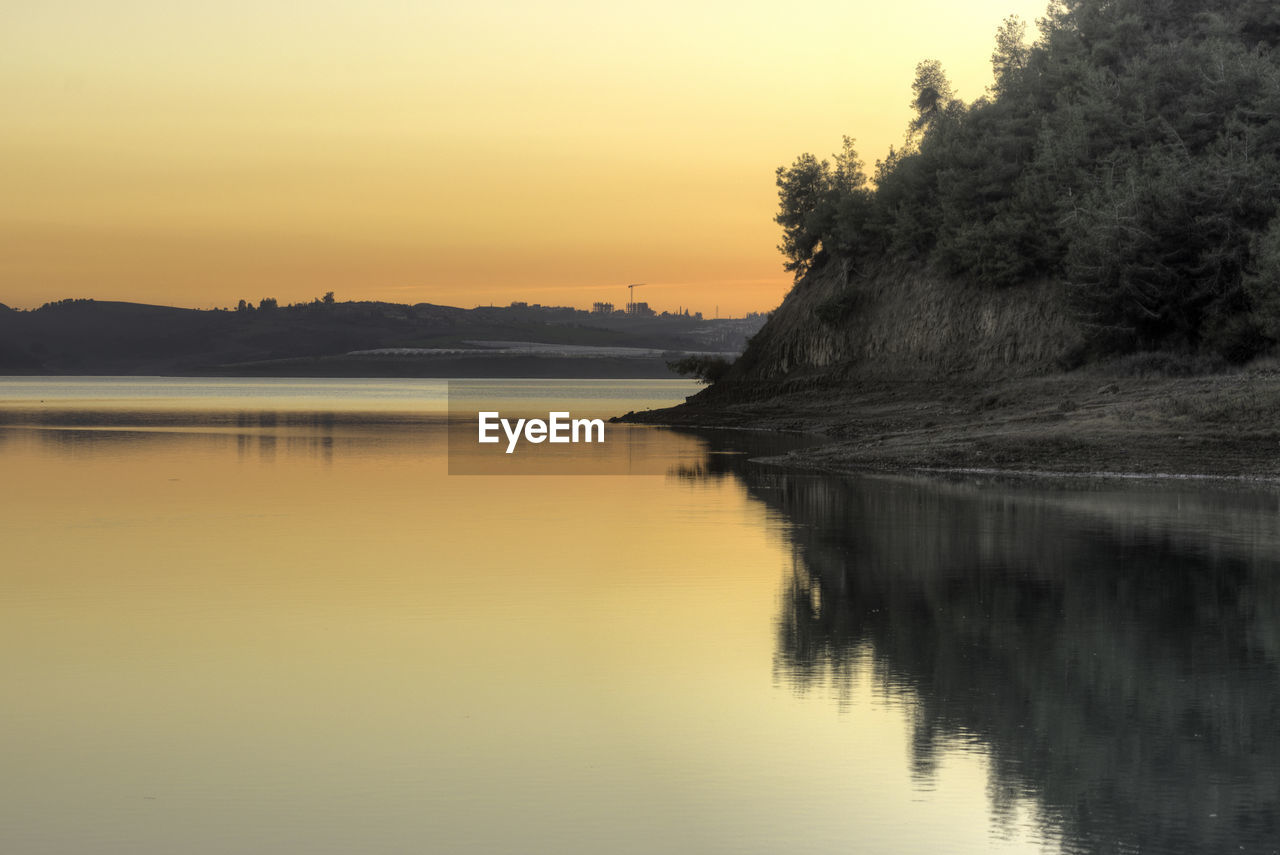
xmin=2 ymin=378 xmax=1279 ymax=854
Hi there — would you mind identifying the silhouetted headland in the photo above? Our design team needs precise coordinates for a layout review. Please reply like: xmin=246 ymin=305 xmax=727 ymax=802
xmin=619 ymin=2 xmax=1280 ymax=480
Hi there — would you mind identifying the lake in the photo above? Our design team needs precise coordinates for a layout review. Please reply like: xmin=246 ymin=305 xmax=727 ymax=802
xmin=2 ymin=377 xmax=1278 ymax=854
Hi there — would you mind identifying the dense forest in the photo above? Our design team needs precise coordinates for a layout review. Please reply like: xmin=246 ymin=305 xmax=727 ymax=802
xmin=776 ymin=0 xmax=1280 ymax=362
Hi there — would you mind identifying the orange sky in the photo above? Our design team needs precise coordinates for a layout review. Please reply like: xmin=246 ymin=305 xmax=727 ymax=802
xmin=2 ymin=0 xmax=1049 ymax=317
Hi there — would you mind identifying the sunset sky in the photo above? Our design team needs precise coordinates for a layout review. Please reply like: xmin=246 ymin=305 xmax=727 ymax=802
xmin=3 ymin=0 xmax=1048 ymax=317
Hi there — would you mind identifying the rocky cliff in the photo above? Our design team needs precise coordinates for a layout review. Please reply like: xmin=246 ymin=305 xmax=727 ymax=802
xmin=714 ymin=259 xmax=1083 ymax=395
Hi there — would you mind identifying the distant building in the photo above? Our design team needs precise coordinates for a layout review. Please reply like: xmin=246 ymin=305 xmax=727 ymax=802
xmin=509 ymin=301 xmax=528 ymax=309
xmin=592 ymin=301 xmax=614 ymax=314
xmin=626 ymin=301 xmax=655 ymax=317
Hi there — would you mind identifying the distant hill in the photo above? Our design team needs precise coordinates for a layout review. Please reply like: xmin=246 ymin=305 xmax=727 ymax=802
xmin=0 ymin=298 xmax=765 ymax=377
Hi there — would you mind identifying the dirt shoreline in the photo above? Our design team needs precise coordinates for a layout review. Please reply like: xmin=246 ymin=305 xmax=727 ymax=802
xmin=616 ymin=368 xmax=1280 ymax=482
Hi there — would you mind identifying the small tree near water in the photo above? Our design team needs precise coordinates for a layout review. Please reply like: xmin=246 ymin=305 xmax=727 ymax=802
xmin=667 ymin=355 xmax=732 ymax=384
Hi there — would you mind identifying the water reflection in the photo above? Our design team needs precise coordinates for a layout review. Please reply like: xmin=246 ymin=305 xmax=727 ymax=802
xmin=745 ymin=469 xmax=1280 ymax=854
xmin=9 ymin=409 xmax=814 ymax=476
xmin=6 ymin=387 xmax=1280 ymax=853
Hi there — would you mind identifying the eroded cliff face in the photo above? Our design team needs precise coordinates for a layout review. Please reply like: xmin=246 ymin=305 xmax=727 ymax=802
xmin=726 ymin=259 xmax=1083 ymax=385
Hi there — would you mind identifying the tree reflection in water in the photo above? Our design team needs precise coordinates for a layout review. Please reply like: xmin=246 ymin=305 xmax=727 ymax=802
xmin=747 ymin=468 xmax=1280 ymax=853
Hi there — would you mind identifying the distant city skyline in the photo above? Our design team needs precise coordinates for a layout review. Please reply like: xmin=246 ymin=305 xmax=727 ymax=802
xmin=20 ymin=289 xmax=771 ymax=321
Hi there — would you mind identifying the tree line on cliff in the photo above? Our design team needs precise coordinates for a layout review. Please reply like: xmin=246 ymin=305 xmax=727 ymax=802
xmin=777 ymin=0 xmax=1280 ymax=362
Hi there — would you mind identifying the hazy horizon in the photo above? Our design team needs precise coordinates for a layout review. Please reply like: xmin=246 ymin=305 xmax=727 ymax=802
xmin=4 ymin=0 xmax=1047 ymax=316
xmin=5 ymin=291 xmax=765 ymax=319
